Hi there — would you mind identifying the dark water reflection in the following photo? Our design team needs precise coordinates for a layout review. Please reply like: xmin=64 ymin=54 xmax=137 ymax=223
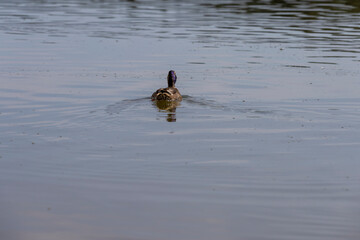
xmin=152 ymin=100 xmax=179 ymax=122
xmin=1 ymin=0 xmax=360 ymax=54
xmin=1 ymin=1 xmax=360 ymax=240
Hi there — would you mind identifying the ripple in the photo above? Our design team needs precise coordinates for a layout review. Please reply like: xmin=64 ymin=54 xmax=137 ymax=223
xmin=1 ymin=1 xmax=360 ymax=240
xmin=1 ymin=0 xmax=359 ymax=56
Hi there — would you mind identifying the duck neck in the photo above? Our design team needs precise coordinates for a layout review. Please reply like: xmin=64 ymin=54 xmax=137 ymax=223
xmin=167 ymin=79 xmax=175 ymax=88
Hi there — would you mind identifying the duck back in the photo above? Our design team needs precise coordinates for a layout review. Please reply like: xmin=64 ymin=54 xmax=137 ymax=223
xmin=151 ymin=87 xmax=182 ymax=101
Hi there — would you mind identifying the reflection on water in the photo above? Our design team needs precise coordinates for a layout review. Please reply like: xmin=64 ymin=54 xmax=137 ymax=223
xmin=1 ymin=0 xmax=360 ymax=56
xmin=153 ymin=100 xmax=179 ymax=122
xmin=1 ymin=1 xmax=360 ymax=240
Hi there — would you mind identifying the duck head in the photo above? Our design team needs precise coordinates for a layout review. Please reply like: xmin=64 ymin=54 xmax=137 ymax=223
xmin=167 ymin=70 xmax=177 ymax=88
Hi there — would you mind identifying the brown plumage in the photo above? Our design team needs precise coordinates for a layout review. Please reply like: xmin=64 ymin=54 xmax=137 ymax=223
xmin=151 ymin=70 xmax=182 ymax=101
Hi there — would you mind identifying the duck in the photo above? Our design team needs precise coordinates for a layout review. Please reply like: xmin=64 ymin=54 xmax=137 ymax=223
xmin=151 ymin=70 xmax=182 ymax=101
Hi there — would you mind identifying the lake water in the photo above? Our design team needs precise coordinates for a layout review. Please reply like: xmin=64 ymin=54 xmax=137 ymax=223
xmin=1 ymin=1 xmax=360 ymax=239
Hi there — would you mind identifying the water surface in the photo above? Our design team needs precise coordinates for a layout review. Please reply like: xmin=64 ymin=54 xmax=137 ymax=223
xmin=1 ymin=1 xmax=360 ymax=240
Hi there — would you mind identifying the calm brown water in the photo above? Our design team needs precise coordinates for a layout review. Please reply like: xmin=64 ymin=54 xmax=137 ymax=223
xmin=1 ymin=1 xmax=360 ymax=239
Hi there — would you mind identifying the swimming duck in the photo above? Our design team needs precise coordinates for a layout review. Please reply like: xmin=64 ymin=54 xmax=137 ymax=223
xmin=151 ymin=70 xmax=182 ymax=101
